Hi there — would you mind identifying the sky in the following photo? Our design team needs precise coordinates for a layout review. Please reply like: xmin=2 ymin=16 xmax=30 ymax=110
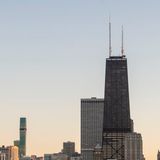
xmin=0 ymin=0 xmax=160 ymax=159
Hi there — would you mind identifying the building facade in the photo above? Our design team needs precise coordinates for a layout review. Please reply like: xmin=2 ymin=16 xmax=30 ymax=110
xmin=81 ymin=97 xmax=104 ymax=160
xmin=124 ymin=133 xmax=143 ymax=160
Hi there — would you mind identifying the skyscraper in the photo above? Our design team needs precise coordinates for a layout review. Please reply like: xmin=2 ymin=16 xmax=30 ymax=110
xmin=81 ymin=97 xmax=104 ymax=160
xmin=81 ymin=22 xmax=145 ymax=160
xmin=102 ymin=56 xmax=132 ymax=160
xmin=102 ymin=23 xmax=144 ymax=160
xmin=19 ymin=118 xmax=27 ymax=158
xmin=103 ymin=56 xmax=131 ymax=132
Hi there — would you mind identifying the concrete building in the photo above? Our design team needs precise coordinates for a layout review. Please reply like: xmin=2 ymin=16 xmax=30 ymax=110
xmin=62 ymin=142 xmax=75 ymax=157
xmin=81 ymin=97 xmax=104 ymax=160
xmin=124 ymin=133 xmax=144 ymax=160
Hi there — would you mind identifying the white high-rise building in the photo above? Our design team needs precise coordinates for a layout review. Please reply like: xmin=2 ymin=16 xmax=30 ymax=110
xmin=124 ymin=132 xmax=144 ymax=160
xmin=81 ymin=97 xmax=104 ymax=160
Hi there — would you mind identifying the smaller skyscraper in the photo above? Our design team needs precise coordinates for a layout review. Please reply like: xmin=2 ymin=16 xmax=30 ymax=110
xmin=62 ymin=141 xmax=75 ymax=157
xmin=81 ymin=97 xmax=104 ymax=160
xmin=19 ymin=118 xmax=27 ymax=158
xmin=124 ymin=132 xmax=144 ymax=160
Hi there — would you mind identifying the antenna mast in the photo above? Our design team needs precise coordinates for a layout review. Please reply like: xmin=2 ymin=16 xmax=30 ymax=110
xmin=109 ymin=17 xmax=112 ymax=57
xmin=121 ymin=25 xmax=124 ymax=57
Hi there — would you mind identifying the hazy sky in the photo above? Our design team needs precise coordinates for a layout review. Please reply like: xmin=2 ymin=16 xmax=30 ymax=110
xmin=0 ymin=0 xmax=160 ymax=159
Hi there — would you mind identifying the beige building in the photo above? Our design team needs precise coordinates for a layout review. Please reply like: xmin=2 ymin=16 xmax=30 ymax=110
xmin=8 ymin=146 xmax=19 ymax=160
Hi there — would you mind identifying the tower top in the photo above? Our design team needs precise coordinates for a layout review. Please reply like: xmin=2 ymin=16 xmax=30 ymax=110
xmin=107 ymin=19 xmax=126 ymax=58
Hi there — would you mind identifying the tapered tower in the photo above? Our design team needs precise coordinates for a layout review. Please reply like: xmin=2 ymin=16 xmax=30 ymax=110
xmin=102 ymin=22 xmax=132 ymax=160
xmin=103 ymin=56 xmax=131 ymax=132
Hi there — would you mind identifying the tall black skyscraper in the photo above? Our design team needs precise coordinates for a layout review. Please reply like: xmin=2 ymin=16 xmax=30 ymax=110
xmin=102 ymin=23 xmax=144 ymax=160
xmin=102 ymin=56 xmax=132 ymax=160
xmin=103 ymin=56 xmax=131 ymax=133
xmin=19 ymin=117 xmax=27 ymax=157
xmin=80 ymin=21 xmax=145 ymax=160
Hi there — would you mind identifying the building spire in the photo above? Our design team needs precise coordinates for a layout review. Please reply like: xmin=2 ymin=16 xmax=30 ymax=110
xmin=121 ymin=25 xmax=124 ymax=57
xmin=109 ymin=16 xmax=112 ymax=57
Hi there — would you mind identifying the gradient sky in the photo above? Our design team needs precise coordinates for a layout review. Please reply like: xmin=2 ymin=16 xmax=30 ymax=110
xmin=0 ymin=0 xmax=160 ymax=159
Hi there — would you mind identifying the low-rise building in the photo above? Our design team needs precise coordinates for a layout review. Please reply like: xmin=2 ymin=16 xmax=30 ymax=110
xmin=44 ymin=153 xmax=68 ymax=160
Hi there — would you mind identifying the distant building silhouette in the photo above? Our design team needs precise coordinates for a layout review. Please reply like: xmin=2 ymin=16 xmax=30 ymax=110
xmin=157 ymin=150 xmax=160 ymax=160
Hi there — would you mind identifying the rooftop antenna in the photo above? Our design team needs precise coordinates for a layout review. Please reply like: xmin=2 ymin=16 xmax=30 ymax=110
xmin=109 ymin=16 xmax=112 ymax=57
xmin=121 ymin=25 xmax=124 ymax=57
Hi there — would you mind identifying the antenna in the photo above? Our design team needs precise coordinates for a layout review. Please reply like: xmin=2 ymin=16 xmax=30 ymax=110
xmin=121 ymin=25 xmax=124 ymax=57
xmin=109 ymin=17 xmax=112 ymax=57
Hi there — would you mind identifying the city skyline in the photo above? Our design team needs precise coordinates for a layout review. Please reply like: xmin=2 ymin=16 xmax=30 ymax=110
xmin=0 ymin=1 xmax=160 ymax=160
